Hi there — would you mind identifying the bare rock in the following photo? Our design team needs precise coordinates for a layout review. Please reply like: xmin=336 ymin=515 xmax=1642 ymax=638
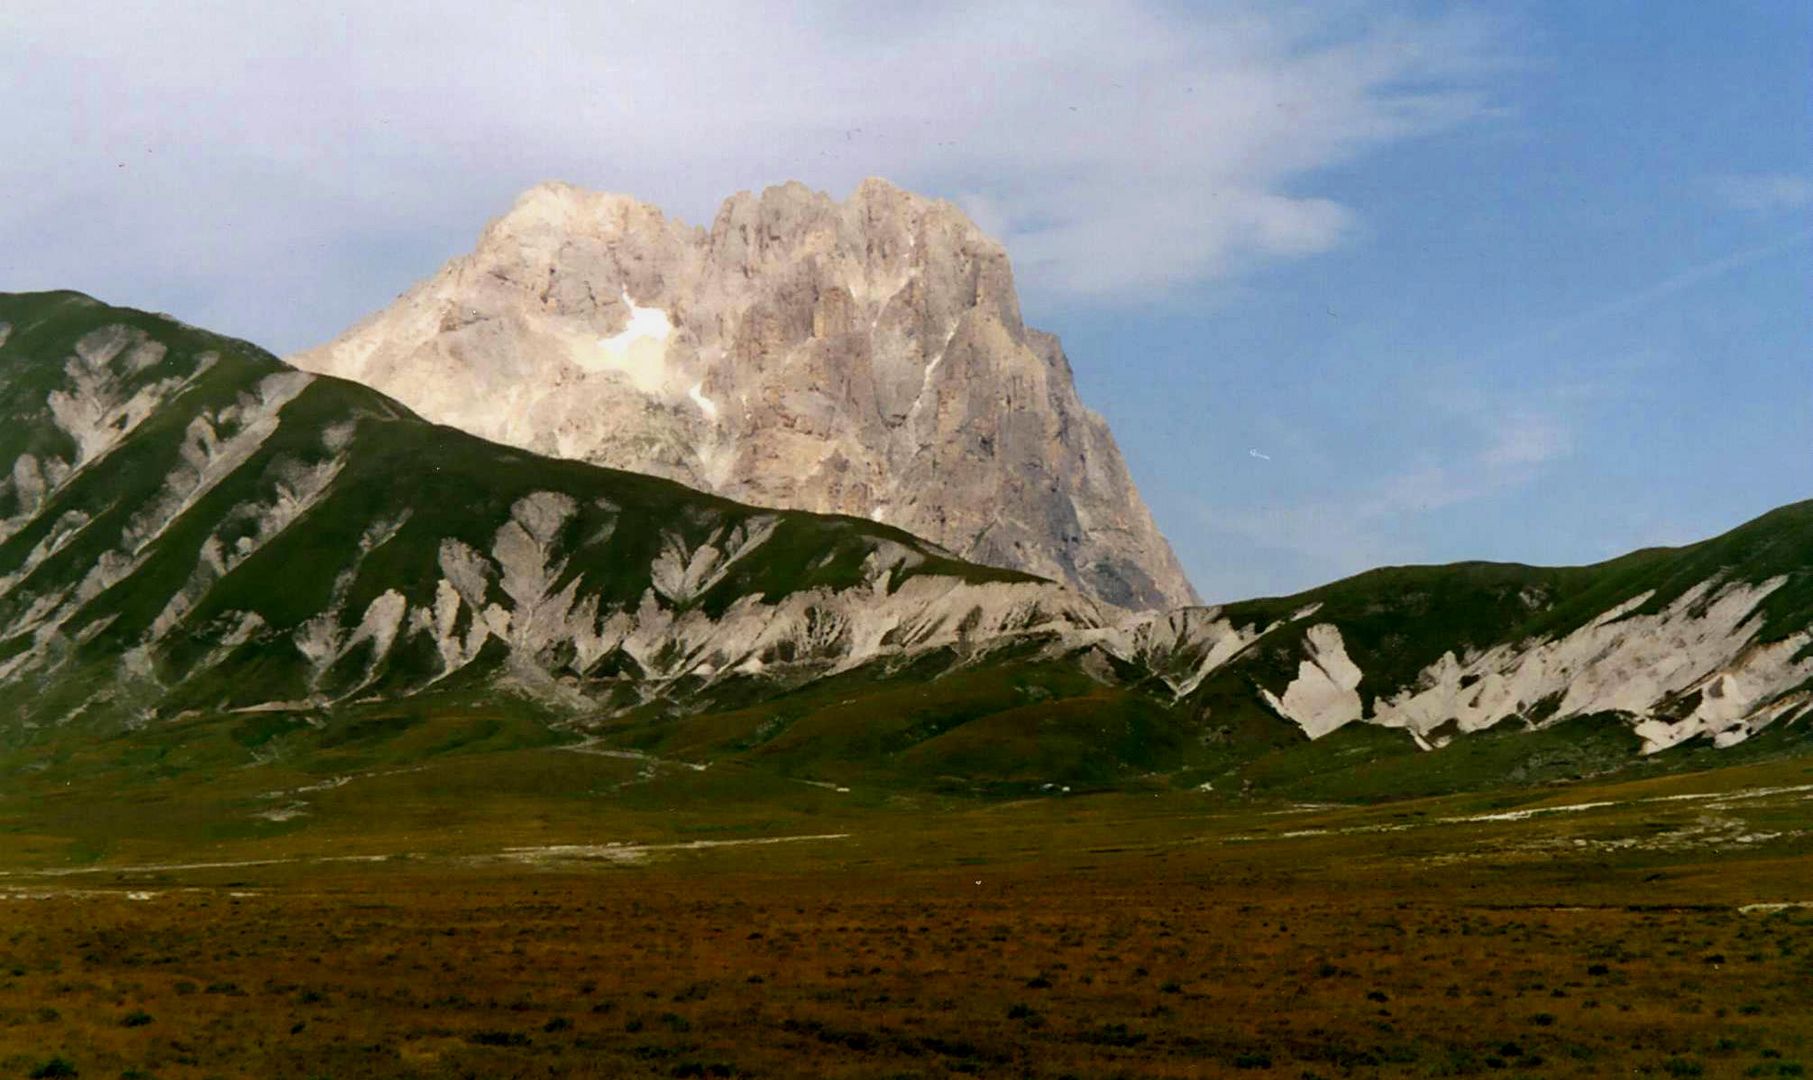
xmin=291 ymin=178 xmax=1200 ymax=610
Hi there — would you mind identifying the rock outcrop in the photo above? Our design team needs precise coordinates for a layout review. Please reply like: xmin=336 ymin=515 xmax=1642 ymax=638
xmin=290 ymin=179 xmax=1199 ymax=611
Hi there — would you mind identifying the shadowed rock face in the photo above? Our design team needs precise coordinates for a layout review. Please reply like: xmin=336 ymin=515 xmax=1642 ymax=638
xmin=290 ymin=178 xmax=1201 ymax=611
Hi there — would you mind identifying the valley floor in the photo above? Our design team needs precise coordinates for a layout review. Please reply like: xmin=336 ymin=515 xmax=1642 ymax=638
xmin=2 ymin=755 xmax=1812 ymax=1078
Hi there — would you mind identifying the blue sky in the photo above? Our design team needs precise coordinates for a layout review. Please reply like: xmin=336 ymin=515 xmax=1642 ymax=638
xmin=1057 ymin=1 xmax=1813 ymax=599
xmin=2 ymin=1 xmax=1808 ymax=602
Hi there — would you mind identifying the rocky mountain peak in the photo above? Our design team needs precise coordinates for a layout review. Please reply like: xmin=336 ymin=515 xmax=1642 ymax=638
xmin=291 ymin=179 xmax=1200 ymax=610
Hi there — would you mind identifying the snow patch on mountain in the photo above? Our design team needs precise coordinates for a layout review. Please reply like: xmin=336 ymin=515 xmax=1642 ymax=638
xmin=580 ymin=289 xmax=674 ymax=393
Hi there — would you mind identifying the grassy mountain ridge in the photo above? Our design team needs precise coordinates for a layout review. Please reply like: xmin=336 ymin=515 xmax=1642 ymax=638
xmin=0 ymin=291 xmax=1066 ymax=739
xmin=1206 ymin=497 xmax=1813 ymax=704
xmin=584 ymin=494 xmax=1813 ymax=795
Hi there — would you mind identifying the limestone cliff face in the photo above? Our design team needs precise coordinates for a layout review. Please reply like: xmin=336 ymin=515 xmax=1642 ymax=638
xmin=291 ymin=179 xmax=1200 ymax=610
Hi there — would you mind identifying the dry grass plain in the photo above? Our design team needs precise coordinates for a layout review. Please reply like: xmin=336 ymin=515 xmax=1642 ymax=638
xmin=2 ymin=751 xmax=1811 ymax=1078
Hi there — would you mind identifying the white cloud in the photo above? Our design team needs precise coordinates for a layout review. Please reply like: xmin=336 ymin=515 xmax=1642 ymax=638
xmin=1347 ymin=412 xmax=1563 ymax=527
xmin=0 ymin=1 xmax=1499 ymax=349
xmin=1712 ymin=173 xmax=1813 ymax=214
xmin=1478 ymin=411 xmax=1570 ymax=469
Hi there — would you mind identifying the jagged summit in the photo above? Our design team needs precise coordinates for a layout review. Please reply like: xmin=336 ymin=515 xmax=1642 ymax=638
xmin=291 ymin=178 xmax=1200 ymax=610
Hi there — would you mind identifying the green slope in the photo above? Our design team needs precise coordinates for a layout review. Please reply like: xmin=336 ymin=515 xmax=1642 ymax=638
xmin=0 ymin=291 xmax=1042 ymax=738
xmin=1200 ymin=499 xmax=1813 ymax=711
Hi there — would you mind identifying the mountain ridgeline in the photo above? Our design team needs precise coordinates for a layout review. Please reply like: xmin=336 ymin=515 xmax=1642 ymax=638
xmin=2 ymin=291 xmax=1810 ymax=794
xmin=0 ymin=291 xmax=1099 ymax=735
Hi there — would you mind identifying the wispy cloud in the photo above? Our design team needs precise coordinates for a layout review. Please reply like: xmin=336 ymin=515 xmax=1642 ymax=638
xmin=1712 ymin=173 xmax=1813 ymax=214
xmin=1199 ymin=212 xmax=1813 ymax=601
xmin=1477 ymin=225 xmax=1813 ymax=363
xmin=0 ymin=1 xmax=1502 ymax=349
xmin=1194 ymin=405 xmax=1571 ymax=599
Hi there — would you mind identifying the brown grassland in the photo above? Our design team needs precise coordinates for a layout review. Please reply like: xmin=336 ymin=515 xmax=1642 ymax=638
xmin=1 ymin=742 xmax=1810 ymax=1078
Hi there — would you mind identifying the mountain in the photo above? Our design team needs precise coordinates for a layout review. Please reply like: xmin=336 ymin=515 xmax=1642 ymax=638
xmin=1195 ymin=506 xmax=1813 ymax=756
xmin=0 ymin=291 xmax=1112 ymax=735
xmin=612 ymin=504 xmax=1813 ymax=791
xmin=288 ymin=179 xmax=1199 ymax=611
xmin=3 ymin=291 xmax=1810 ymax=796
